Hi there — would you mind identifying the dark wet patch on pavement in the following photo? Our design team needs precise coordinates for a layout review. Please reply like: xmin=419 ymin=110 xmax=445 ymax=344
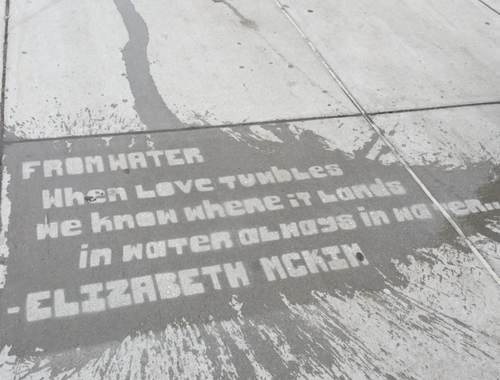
xmin=113 ymin=0 xmax=184 ymax=130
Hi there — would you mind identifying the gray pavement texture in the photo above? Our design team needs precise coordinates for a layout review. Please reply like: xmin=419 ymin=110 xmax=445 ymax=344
xmin=0 ymin=1 xmax=500 ymax=379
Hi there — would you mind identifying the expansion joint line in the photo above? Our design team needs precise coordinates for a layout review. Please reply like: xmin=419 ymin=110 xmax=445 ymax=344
xmin=0 ymin=0 xmax=10 ymax=167
xmin=274 ymin=0 xmax=500 ymax=285
xmin=478 ymin=0 xmax=500 ymax=16
xmin=0 ymin=0 xmax=10 ymax=222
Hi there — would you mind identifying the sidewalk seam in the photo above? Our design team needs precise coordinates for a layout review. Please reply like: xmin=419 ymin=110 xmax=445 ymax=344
xmin=0 ymin=0 xmax=11 ymax=212
xmin=273 ymin=0 xmax=500 ymax=285
xmin=0 ymin=0 xmax=11 ymax=327
xmin=4 ymin=99 xmax=500 ymax=145
xmin=0 ymin=0 xmax=10 ymax=160
xmin=478 ymin=0 xmax=500 ymax=15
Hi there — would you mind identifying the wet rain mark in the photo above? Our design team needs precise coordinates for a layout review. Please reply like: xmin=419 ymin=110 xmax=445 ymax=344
xmin=113 ymin=0 xmax=184 ymax=130
xmin=212 ymin=0 xmax=258 ymax=30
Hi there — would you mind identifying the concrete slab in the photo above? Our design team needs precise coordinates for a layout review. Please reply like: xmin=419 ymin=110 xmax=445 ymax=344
xmin=130 ymin=0 xmax=355 ymax=126
xmin=4 ymin=0 xmax=357 ymax=140
xmin=374 ymin=104 xmax=500 ymax=274
xmin=0 ymin=120 xmax=499 ymax=378
xmin=5 ymin=0 xmax=143 ymax=140
xmin=280 ymin=0 xmax=500 ymax=112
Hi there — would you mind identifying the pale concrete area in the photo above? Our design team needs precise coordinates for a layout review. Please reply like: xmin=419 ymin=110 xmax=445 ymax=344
xmin=280 ymin=0 xmax=500 ymax=112
xmin=132 ymin=0 xmax=355 ymax=127
xmin=5 ymin=0 xmax=356 ymax=140
xmin=5 ymin=0 xmax=143 ymax=139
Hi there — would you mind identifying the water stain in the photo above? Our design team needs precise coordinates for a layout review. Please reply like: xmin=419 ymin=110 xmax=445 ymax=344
xmin=113 ymin=0 xmax=184 ymax=130
xmin=212 ymin=0 xmax=258 ymax=30
xmin=1 ymin=126 xmax=500 ymax=378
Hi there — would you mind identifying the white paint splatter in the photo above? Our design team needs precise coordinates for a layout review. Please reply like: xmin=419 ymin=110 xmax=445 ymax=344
xmin=249 ymin=126 xmax=284 ymax=143
xmin=0 ymin=346 xmax=16 ymax=380
xmin=101 ymin=137 xmax=113 ymax=147
xmin=7 ymin=107 xmax=145 ymax=140
xmin=65 ymin=141 xmax=73 ymax=152
xmin=485 ymin=217 xmax=500 ymax=234
xmin=221 ymin=128 xmax=245 ymax=143
xmin=222 ymin=111 xmax=500 ymax=170
xmin=0 ymin=167 xmax=12 ymax=289
xmin=469 ymin=232 xmax=500 ymax=275
xmin=2 ymin=240 xmax=498 ymax=379
xmin=145 ymin=134 xmax=156 ymax=150
xmin=292 ymin=120 xmax=376 ymax=157
xmin=373 ymin=107 xmax=500 ymax=169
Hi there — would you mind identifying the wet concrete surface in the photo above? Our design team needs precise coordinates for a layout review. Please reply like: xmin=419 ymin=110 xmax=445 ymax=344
xmin=1 ymin=1 xmax=500 ymax=379
xmin=1 ymin=122 xmax=500 ymax=378
xmin=374 ymin=105 xmax=500 ymax=274
xmin=112 ymin=0 xmax=184 ymax=131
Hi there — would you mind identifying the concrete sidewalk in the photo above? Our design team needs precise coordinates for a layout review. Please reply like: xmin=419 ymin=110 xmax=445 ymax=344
xmin=0 ymin=1 xmax=500 ymax=378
